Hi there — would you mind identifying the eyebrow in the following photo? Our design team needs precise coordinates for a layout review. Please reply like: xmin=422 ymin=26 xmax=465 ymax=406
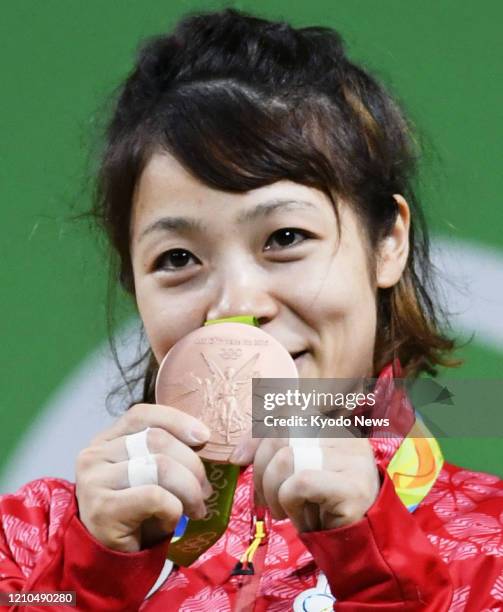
xmin=137 ymin=198 xmax=316 ymax=243
xmin=138 ymin=216 xmax=207 ymax=242
xmin=236 ymin=199 xmax=315 ymax=223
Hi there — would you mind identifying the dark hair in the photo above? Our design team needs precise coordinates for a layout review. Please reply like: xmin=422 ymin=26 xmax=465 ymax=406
xmin=92 ymin=8 xmax=457 ymax=404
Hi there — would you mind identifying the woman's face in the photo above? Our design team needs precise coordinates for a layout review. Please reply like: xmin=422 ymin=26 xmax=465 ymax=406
xmin=130 ymin=152 xmax=407 ymax=379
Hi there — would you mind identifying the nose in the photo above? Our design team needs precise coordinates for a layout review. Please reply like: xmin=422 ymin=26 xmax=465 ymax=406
xmin=205 ymin=262 xmax=279 ymax=326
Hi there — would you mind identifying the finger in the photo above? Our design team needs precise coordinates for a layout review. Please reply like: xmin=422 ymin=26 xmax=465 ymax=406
xmin=104 ymin=455 xmax=208 ymax=520
xmin=288 ymin=441 xmax=324 ymax=530
xmin=262 ymin=446 xmax=294 ymax=519
xmin=253 ymin=438 xmax=287 ymax=507
xmin=289 ymin=438 xmax=375 ymax=473
xmin=154 ymin=454 xmax=209 ymax=519
xmin=321 ymin=437 xmax=374 ymax=462
xmin=91 ymin=403 xmax=210 ymax=448
xmin=278 ymin=470 xmax=355 ymax=530
xmin=97 ymin=428 xmax=212 ymax=495
xmin=111 ymin=485 xmax=184 ymax=535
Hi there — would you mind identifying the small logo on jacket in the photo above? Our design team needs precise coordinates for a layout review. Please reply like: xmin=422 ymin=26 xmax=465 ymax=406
xmin=293 ymin=572 xmax=335 ymax=611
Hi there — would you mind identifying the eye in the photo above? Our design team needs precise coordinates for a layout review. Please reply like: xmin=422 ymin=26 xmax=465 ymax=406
xmin=153 ymin=249 xmax=200 ymax=271
xmin=264 ymin=228 xmax=311 ymax=251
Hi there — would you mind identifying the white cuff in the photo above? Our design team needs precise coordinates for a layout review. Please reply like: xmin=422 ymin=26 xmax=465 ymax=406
xmin=125 ymin=427 xmax=151 ymax=459
xmin=289 ymin=437 xmax=323 ymax=472
xmin=128 ymin=455 xmax=158 ymax=487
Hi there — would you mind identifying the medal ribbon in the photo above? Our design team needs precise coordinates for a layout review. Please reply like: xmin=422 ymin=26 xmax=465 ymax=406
xmin=386 ymin=416 xmax=444 ymax=512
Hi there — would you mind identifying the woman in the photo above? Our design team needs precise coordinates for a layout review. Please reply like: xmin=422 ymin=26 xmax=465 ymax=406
xmin=1 ymin=9 xmax=502 ymax=611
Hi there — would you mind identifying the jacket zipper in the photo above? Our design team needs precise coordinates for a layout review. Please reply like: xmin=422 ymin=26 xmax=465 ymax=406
xmin=232 ymin=506 xmax=269 ymax=611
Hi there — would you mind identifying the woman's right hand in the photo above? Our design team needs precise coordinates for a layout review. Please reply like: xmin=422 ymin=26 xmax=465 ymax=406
xmin=75 ymin=403 xmax=212 ymax=553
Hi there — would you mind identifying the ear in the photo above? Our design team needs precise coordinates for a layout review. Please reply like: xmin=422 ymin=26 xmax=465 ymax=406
xmin=376 ymin=194 xmax=410 ymax=288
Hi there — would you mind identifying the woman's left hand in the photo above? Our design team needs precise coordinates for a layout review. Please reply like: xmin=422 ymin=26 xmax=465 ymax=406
xmin=232 ymin=437 xmax=380 ymax=532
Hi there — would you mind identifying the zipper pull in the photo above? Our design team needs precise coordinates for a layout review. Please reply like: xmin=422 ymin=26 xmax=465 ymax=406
xmin=231 ymin=513 xmax=267 ymax=576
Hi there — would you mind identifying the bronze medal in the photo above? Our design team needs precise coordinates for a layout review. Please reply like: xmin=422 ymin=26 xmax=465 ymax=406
xmin=155 ymin=321 xmax=297 ymax=462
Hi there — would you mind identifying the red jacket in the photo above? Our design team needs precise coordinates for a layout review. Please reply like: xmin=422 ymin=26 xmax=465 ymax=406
xmin=1 ymin=438 xmax=503 ymax=611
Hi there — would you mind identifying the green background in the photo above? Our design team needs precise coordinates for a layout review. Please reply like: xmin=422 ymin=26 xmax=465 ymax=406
xmin=1 ymin=1 xmax=502 ymax=481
